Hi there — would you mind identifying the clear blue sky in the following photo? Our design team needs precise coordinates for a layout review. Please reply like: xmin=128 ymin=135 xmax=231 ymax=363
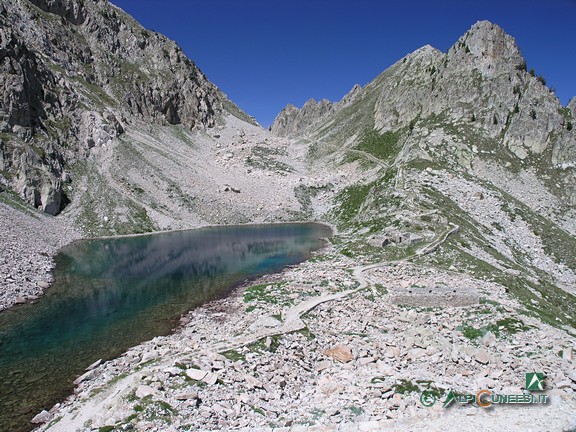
xmin=112 ymin=0 xmax=576 ymax=127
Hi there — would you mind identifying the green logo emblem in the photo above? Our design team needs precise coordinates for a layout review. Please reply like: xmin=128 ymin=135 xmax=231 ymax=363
xmin=442 ymin=389 xmax=456 ymax=408
xmin=526 ymin=372 xmax=545 ymax=391
xmin=420 ymin=391 xmax=437 ymax=407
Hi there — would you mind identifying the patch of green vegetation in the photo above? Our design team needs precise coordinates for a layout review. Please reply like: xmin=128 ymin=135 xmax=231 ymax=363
xmin=249 ymin=405 xmax=266 ymax=416
xmin=294 ymin=182 xmax=333 ymax=217
xmin=125 ymin=389 xmax=138 ymax=402
xmin=341 ymin=151 xmax=361 ymax=165
xmin=157 ymin=400 xmax=176 ymax=414
xmin=297 ymin=326 xmax=316 ymax=340
xmin=165 ymin=125 xmax=196 ymax=147
xmin=31 ymin=144 xmax=46 ymax=160
xmin=331 ymin=181 xmax=373 ymax=227
xmin=243 ymin=282 xmax=291 ymax=305
xmin=307 ymin=253 xmax=334 ymax=263
xmin=222 ymin=349 xmax=246 ymax=362
xmin=131 ymin=397 xmax=177 ymax=424
xmin=244 ymin=146 xmax=294 ymax=174
xmin=310 ymin=408 xmax=325 ymax=421
xmin=343 ymin=331 xmax=368 ymax=338
xmin=252 ymin=145 xmax=288 ymax=157
xmin=488 ymin=317 xmax=531 ymax=336
xmin=340 ymin=248 xmax=354 ymax=258
xmin=73 ymin=75 xmax=117 ymax=108
xmin=71 ymin=159 xmax=156 ymax=237
xmin=416 ymin=380 xmax=446 ymax=398
xmin=458 ymin=317 xmax=530 ymax=341
xmin=357 ymin=129 xmax=401 ymax=161
xmin=479 ymin=297 xmax=500 ymax=307
xmin=46 ymin=416 xmax=63 ymax=428
xmin=471 ymin=307 xmax=494 ymax=315
xmin=373 ymin=283 xmax=388 ymax=294
xmin=346 ymin=405 xmax=365 ymax=416
xmin=243 ymin=284 xmax=277 ymax=303
xmin=370 ymin=376 xmax=387 ymax=384
xmin=512 ymin=196 xmax=576 ymax=271
xmin=134 ymin=359 xmax=160 ymax=372
xmin=248 ymin=335 xmax=282 ymax=353
xmin=125 ymin=413 xmax=138 ymax=423
xmin=458 ymin=324 xmax=484 ymax=340
xmin=392 ymin=379 xmax=420 ymax=394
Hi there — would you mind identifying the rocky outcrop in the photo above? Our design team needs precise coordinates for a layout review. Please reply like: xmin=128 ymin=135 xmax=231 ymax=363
xmin=0 ymin=0 xmax=245 ymax=214
xmin=569 ymin=97 xmax=576 ymax=118
xmin=28 ymin=0 xmax=87 ymax=25
xmin=270 ymin=98 xmax=333 ymax=136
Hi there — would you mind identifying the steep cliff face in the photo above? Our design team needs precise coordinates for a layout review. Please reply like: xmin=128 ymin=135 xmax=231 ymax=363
xmin=270 ymin=98 xmax=333 ymax=137
xmin=0 ymin=0 xmax=246 ymax=214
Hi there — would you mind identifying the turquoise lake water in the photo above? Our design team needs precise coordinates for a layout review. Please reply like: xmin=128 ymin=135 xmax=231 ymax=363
xmin=0 ymin=222 xmax=331 ymax=432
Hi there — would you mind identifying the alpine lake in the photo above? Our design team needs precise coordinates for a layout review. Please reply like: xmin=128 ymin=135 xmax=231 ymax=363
xmin=0 ymin=222 xmax=332 ymax=431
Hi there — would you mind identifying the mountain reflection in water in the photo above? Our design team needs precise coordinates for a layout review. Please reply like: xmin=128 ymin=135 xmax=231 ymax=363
xmin=0 ymin=222 xmax=331 ymax=432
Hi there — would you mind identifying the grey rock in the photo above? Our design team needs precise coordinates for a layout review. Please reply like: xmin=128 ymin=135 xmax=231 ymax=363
xmin=73 ymin=369 xmax=96 ymax=385
xmin=175 ymin=392 xmax=198 ymax=401
xmin=31 ymin=410 xmax=50 ymax=424
xmin=85 ymin=359 xmax=102 ymax=371
xmin=482 ymin=331 xmax=496 ymax=346
xmin=185 ymin=368 xmax=208 ymax=381
xmin=474 ymin=348 xmax=490 ymax=365
xmin=135 ymin=385 xmax=158 ymax=399
xmin=556 ymin=380 xmax=573 ymax=390
xmin=244 ymin=374 xmax=263 ymax=389
xmin=202 ymin=371 xmax=219 ymax=385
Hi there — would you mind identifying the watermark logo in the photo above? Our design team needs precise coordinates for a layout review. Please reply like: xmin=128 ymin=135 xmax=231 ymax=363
xmin=442 ymin=389 xmax=457 ymax=408
xmin=526 ymin=372 xmax=545 ymax=391
xmin=420 ymin=372 xmax=549 ymax=408
xmin=419 ymin=391 xmax=437 ymax=407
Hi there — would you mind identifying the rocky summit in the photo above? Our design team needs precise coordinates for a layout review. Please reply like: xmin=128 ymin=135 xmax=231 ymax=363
xmin=0 ymin=3 xmax=575 ymax=431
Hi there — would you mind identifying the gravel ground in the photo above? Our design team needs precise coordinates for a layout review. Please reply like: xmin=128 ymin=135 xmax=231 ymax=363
xmin=0 ymin=202 xmax=81 ymax=311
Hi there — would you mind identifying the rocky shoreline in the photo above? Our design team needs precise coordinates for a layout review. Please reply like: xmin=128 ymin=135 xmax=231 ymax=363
xmin=0 ymin=202 xmax=81 ymax=311
xmin=2 ymin=197 xmax=575 ymax=432
xmin=31 ymin=231 xmax=576 ymax=432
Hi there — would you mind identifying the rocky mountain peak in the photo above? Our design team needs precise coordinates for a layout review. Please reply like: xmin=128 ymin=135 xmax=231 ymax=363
xmin=448 ymin=20 xmax=525 ymax=75
xmin=273 ymin=19 xmax=575 ymax=174
xmin=409 ymin=44 xmax=443 ymax=60
xmin=335 ymin=83 xmax=362 ymax=110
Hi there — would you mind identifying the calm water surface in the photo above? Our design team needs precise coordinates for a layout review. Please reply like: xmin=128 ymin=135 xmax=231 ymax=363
xmin=0 ymin=222 xmax=331 ymax=431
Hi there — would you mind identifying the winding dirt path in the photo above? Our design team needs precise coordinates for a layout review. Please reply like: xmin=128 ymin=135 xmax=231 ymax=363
xmin=212 ymin=223 xmax=460 ymax=355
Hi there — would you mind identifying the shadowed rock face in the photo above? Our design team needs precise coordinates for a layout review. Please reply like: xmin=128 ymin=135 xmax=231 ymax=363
xmin=0 ymin=0 xmax=239 ymax=214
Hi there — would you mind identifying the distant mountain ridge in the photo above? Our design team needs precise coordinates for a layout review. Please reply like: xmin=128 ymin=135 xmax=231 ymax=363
xmin=272 ymin=21 xmax=575 ymax=178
